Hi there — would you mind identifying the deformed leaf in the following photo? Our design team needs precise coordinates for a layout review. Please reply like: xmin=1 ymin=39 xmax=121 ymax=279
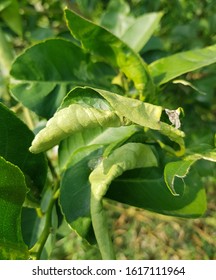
xmin=164 ymin=149 xmax=216 ymax=195
xmin=97 ymin=88 xmax=162 ymax=130
xmin=90 ymin=143 xmax=158 ymax=199
xmin=29 ymin=104 xmax=125 ymax=154
xmin=30 ymin=87 xmax=163 ymax=154
xmin=0 ymin=156 xmax=29 ymax=259
xmin=89 ymin=143 xmax=158 ymax=259
xmin=58 ymin=125 xmax=139 ymax=172
xmin=164 ymin=160 xmax=195 ymax=196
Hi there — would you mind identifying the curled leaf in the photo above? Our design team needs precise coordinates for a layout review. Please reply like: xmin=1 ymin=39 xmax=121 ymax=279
xmin=30 ymin=104 xmax=126 ymax=153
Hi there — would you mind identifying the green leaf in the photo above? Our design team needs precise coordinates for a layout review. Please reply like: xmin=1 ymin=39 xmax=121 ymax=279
xmin=89 ymin=143 xmax=158 ymax=259
xmin=164 ymin=149 xmax=216 ymax=195
xmin=164 ymin=160 xmax=195 ymax=196
xmin=60 ymin=147 xmax=104 ymax=244
xmin=65 ymin=8 xmax=154 ymax=98
xmin=29 ymin=87 xmax=162 ymax=153
xmin=149 ymin=44 xmax=216 ymax=85
xmin=0 ymin=28 xmax=14 ymax=77
xmin=59 ymin=125 xmax=139 ymax=172
xmin=159 ymin=122 xmax=185 ymax=156
xmin=106 ymin=166 xmax=206 ymax=218
xmin=0 ymin=0 xmax=22 ymax=36
xmin=97 ymin=88 xmax=162 ymax=129
xmin=121 ymin=12 xmax=163 ymax=52
xmin=100 ymin=0 xmax=134 ymax=37
xmin=10 ymin=39 xmax=116 ymax=118
xmin=0 ymin=103 xmax=47 ymax=204
xmin=0 ymin=0 xmax=11 ymax=11
xmin=0 ymin=156 xmax=29 ymax=259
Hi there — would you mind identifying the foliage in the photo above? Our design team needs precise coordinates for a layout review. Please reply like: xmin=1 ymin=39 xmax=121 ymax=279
xmin=0 ymin=0 xmax=216 ymax=259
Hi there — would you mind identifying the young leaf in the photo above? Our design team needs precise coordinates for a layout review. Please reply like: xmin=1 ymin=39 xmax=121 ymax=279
xmin=29 ymin=87 xmax=162 ymax=153
xmin=89 ymin=143 xmax=158 ymax=259
xmin=59 ymin=125 xmax=139 ymax=172
xmin=121 ymin=12 xmax=163 ymax=53
xmin=29 ymin=104 xmax=125 ymax=154
xmin=164 ymin=149 xmax=216 ymax=195
xmin=0 ymin=0 xmax=22 ymax=36
xmin=0 ymin=156 xmax=29 ymax=259
xmin=149 ymin=44 xmax=216 ymax=85
xmin=100 ymin=0 xmax=134 ymax=38
xmin=64 ymin=8 xmax=155 ymax=98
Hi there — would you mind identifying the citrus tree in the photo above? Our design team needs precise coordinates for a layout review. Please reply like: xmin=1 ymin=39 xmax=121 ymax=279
xmin=1 ymin=0 xmax=216 ymax=259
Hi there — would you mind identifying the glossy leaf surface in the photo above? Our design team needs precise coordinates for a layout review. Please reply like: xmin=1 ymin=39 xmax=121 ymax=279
xmin=10 ymin=39 xmax=115 ymax=118
xmin=149 ymin=44 xmax=216 ymax=85
xmin=106 ymin=166 xmax=206 ymax=218
xmin=0 ymin=103 xmax=47 ymax=202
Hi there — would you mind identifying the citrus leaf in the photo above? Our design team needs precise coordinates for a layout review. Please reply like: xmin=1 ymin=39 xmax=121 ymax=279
xmin=106 ymin=166 xmax=206 ymax=218
xmin=60 ymin=147 xmax=104 ymax=244
xmin=65 ymin=8 xmax=154 ymax=98
xmin=100 ymin=0 xmax=134 ymax=38
xmin=10 ymin=39 xmax=116 ymax=118
xmin=59 ymin=125 xmax=139 ymax=172
xmin=0 ymin=28 xmax=14 ymax=77
xmin=0 ymin=0 xmax=22 ymax=36
xmin=29 ymin=104 xmax=125 ymax=154
xmin=29 ymin=87 xmax=162 ymax=154
xmin=0 ymin=103 xmax=47 ymax=204
xmin=149 ymin=44 xmax=216 ymax=85
xmin=0 ymin=156 xmax=29 ymax=259
xmin=164 ymin=149 xmax=216 ymax=195
xmin=89 ymin=143 xmax=158 ymax=259
xmin=121 ymin=12 xmax=163 ymax=52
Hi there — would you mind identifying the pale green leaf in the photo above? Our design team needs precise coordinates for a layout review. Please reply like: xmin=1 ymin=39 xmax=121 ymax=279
xmin=121 ymin=12 xmax=163 ymax=52
xmin=0 ymin=28 xmax=14 ymax=76
xmin=29 ymin=103 xmax=125 ymax=153
xmin=59 ymin=125 xmax=139 ymax=172
xmin=89 ymin=143 xmax=157 ymax=259
xmin=29 ymin=87 xmax=162 ymax=153
xmin=100 ymin=0 xmax=134 ymax=37
xmin=149 ymin=44 xmax=216 ymax=85
xmin=97 ymin=88 xmax=162 ymax=130
xmin=1 ymin=0 xmax=22 ymax=36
